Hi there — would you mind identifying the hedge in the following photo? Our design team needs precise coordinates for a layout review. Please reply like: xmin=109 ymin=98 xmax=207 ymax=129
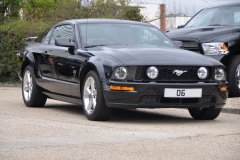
xmin=0 ymin=0 xmax=144 ymax=82
xmin=0 ymin=20 xmax=51 ymax=82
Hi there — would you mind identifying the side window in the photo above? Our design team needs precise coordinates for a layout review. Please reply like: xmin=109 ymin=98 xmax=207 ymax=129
xmin=49 ymin=25 xmax=74 ymax=45
xmin=36 ymin=29 xmax=49 ymax=43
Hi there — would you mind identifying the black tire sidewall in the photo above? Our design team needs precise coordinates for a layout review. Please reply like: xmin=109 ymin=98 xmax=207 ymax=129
xmin=188 ymin=108 xmax=222 ymax=120
xmin=22 ymin=65 xmax=46 ymax=107
xmin=227 ymin=55 xmax=240 ymax=97
xmin=82 ymin=70 xmax=111 ymax=121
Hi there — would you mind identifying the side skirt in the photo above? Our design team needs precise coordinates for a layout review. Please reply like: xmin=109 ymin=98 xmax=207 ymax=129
xmin=43 ymin=92 xmax=82 ymax=105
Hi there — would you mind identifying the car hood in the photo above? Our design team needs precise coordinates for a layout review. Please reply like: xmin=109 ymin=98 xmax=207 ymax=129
xmin=96 ymin=46 xmax=222 ymax=66
xmin=167 ymin=26 xmax=240 ymax=43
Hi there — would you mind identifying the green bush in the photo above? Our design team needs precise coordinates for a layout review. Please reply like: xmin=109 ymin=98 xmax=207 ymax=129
xmin=0 ymin=31 xmax=20 ymax=83
xmin=0 ymin=20 xmax=51 ymax=82
xmin=0 ymin=0 xmax=144 ymax=82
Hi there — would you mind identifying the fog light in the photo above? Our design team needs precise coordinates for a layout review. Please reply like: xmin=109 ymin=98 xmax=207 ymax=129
xmin=110 ymin=85 xmax=134 ymax=91
xmin=220 ymin=86 xmax=228 ymax=92
xmin=215 ymin=68 xmax=225 ymax=80
xmin=146 ymin=66 xmax=159 ymax=79
xmin=198 ymin=67 xmax=208 ymax=79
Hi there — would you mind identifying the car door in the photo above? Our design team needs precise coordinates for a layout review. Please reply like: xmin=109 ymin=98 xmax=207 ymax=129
xmin=37 ymin=29 xmax=55 ymax=79
xmin=41 ymin=24 xmax=75 ymax=96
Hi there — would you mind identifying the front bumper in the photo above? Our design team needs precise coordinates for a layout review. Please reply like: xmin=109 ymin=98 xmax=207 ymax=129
xmin=103 ymin=81 xmax=228 ymax=109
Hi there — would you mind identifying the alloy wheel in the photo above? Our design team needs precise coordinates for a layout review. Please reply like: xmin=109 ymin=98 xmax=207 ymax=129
xmin=83 ymin=77 xmax=97 ymax=114
xmin=23 ymin=70 xmax=33 ymax=101
xmin=236 ymin=64 xmax=240 ymax=89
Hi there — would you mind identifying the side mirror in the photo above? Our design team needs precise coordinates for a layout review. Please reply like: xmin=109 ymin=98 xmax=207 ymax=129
xmin=173 ymin=41 xmax=183 ymax=48
xmin=177 ymin=25 xmax=185 ymax=29
xmin=26 ymin=37 xmax=38 ymax=41
xmin=55 ymin=38 xmax=75 ymax=47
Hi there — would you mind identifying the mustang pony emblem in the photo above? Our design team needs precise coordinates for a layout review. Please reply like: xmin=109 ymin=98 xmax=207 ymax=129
xmin=173 ymin=70 xmax=188 ymax=76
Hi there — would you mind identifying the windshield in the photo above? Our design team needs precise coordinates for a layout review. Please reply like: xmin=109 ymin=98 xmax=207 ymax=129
xmin=79 ymin=23 xmax=176 ymax=48
xmin=185 ymin=5 xmax=240 ymax=27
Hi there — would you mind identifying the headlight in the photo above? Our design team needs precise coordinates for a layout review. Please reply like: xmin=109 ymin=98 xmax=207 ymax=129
xmin=215 ymin=68 xmax=226 ymax=81
xmin=111 ymin=66 xmax=137 ymax=80
xmin=198 ymin=67 xmax=208 ymax=79
xmin=202 ymin=43 xmax=229 ymax=55
xmin=114 ymin=67 xmax=127 ymax=79
xmin=146 ymin=66 xmax=159 ymax=79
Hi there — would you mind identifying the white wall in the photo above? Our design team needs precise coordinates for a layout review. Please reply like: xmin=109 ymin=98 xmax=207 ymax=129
xmin=130 ymin=2 xmax=160 ymax=26
xmin=166 ymin=16 xmax=191 ymax=30
xmin=130 ymin=2 xmax=191 ymax=30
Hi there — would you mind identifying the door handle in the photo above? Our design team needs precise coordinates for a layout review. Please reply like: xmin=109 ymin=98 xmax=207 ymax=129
xmin=57 ymin=62 xmax=63 ymax=66
xmin=42 ymin=51 xmax=48 ymax=57
xmin=44 ymin=51 xmax=48 ymax=55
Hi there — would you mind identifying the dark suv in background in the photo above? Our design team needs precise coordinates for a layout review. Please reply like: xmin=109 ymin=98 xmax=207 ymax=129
xmin=167 ymin=3 xmax=240 ymax=97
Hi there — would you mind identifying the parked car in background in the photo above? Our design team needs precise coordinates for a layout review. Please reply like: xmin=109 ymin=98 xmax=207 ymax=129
xmin=17 ymin=19 xmax=228 ymax=121
xmin=167 ymin=3 xmax=240 ymax=97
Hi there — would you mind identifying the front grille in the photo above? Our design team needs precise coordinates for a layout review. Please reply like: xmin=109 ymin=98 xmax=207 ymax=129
xmin=139 ymin=96 xmax=215 ymax=104
xmin=182 ymin=41 xmax=201 ymax=54
xmin=160 ymin=97 xmax=199 ymax=103
xmin=142 ymin=66 xmax=211 ymax=81
xmin=183 ymin=41 xmax=198 ymax=48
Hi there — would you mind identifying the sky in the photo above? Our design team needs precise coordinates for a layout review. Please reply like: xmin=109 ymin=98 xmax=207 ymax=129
xmin=139 ymin=0 xmax=240 ymax=16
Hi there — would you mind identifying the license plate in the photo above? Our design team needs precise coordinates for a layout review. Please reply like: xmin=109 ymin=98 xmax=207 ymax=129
xmin=164 ymin=88 xmax=202 ymax=98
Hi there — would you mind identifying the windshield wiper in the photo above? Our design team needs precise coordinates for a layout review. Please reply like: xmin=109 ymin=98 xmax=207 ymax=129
xmin=208 ymin=24 xmax=227 ymax=26
xmin=185 ymin=26 xmax=195 ymax=28
xmin=84 ymin=44 xmax=107 ymax=48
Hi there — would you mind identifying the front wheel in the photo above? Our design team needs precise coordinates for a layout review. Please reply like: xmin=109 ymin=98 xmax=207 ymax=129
xmin=227 ymin=55 xmax=240 ymax=97
xmin=22 ymin=65 xmax=47 ymax=107
xmin=82 ymin=70 xmax=112 ymax=121
xmin=188 ymin=108 xmax=222 ymax=120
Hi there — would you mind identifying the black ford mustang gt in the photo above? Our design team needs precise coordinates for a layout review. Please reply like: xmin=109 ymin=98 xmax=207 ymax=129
xmin=17 ymin=19 xmax=228 ymax=121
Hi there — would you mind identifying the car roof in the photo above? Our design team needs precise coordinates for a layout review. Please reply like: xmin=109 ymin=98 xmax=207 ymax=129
xmin=56 ymin=18 xmax=151 ymax=26
xmin=204 ymin=2 xmax=240 ymax=9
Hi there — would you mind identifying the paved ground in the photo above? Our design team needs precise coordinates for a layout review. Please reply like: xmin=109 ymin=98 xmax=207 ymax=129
xmin=0 ymin=87 xmax=240 ymax=160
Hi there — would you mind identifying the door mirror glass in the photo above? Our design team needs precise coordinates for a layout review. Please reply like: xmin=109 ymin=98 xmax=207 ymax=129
xmin=55 ymin=38 xmax=75 ymax=47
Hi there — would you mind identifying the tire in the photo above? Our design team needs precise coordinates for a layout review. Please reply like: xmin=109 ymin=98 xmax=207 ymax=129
xmin=188 ymin=108 xmax=222 ymax=120
xmin=227 ymin=55 xmax=240 ymax=97
xmin=22 ymin=65 xmax=47 ymax=107
xmin=82 ymin=70 xmax=112 ymax=121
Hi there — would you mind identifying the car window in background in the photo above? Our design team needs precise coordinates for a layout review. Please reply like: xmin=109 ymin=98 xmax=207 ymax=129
xmin=49 ymin=25 xmax=74 ymax=45
xmin=185 ymin=5 xmax=240 ymax=27
xmin=79 ymin=23 xmax=176 ymax=48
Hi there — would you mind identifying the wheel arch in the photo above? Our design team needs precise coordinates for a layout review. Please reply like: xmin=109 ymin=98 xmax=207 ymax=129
xmin=220 ymin=50 xmax=240 ymax=68
xmin=233 ymin=49 xmax=240 ymax=56
xmin=79 ymin=62 xmax=100 ymax=96
xmin=21 ymin=52 xmax=38 ymax=78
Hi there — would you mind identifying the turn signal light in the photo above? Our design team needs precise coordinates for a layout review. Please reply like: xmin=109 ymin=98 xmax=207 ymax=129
xmin=220 ymin=86 xmax=228 ymax=92
xmin=221 ymin=43 xmax=228 ymax=51
xmin=110 ymin=85 xmax=134 ymax=91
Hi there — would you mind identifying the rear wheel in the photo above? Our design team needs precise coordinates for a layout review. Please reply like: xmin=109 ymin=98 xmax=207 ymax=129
xmin=188 ymin=108 xmax=222 ymax=120
xmin=227 ymin=55 xmax=240 ymax=97
xmin=22 ymin=65 xmax=47 ymax=107
xmin=82 ymin=70 xmax=112 ymax=121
